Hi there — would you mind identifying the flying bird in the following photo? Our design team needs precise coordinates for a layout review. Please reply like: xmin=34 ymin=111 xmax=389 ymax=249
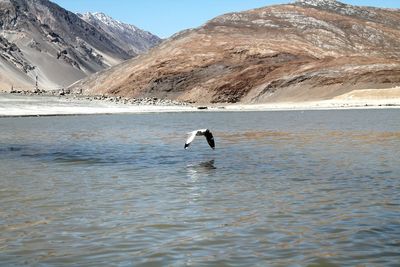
xmin=185 ymin=129 xmax=215 ymax=150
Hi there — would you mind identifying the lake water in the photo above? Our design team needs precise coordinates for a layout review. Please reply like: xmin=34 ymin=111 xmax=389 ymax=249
xmin=1 ymin=110 xmax=399 ymax=266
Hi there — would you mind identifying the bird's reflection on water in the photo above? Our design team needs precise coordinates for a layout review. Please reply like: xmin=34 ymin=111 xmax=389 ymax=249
xmin=187 ymin=159 xmax=216 ymax=171
xmin=197 ymin=159 xmax=217 ymax=170
xmin=186 ymin=159 xmax=217 ymax=180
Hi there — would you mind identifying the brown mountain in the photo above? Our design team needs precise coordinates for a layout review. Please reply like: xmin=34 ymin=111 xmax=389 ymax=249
xmin=71 ymin=0 xmax=400 ymax=103
xmin=0 ymin=0 xmax=160 ymax=90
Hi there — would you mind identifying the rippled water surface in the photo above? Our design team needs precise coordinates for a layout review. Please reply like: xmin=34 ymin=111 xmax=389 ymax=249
xmin=1 ymin=110 xmax=400 ymax=266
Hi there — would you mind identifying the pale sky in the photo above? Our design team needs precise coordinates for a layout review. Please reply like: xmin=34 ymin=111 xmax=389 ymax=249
xmin=52 ymin=0 xmax=400 ymax=38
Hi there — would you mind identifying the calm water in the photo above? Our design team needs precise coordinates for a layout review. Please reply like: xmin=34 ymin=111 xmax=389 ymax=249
xmin=1 ymin=110 xmax=399 ymax=266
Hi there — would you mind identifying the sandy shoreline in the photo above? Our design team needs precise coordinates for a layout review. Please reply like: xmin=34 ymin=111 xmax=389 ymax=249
xmin=1 ymin=88 xmax=400 ymax=117
xmin=224 ymin=99 xmax=400 ymax=111
xmin=226 ymin=88 xmax=400 ymax=111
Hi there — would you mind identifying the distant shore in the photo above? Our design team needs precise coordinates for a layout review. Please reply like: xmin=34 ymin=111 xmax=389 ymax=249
xmin=0 ymin=93 xmax=196 ymax=117
xmin=1 ymin=87 xmax=400 ymax=117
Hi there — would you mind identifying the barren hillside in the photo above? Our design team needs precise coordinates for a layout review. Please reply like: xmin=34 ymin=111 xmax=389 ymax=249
xmin=71 ymin=0 xmax=400 ymax=103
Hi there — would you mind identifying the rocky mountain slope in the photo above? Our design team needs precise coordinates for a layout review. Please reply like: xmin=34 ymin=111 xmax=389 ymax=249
xmin=71 ymin=0 xmax=400 ymax=104
xmin=78 ymin=12 xmax=161 ymax=56
xmin=0 ymin=0 xmax=160 ymax=90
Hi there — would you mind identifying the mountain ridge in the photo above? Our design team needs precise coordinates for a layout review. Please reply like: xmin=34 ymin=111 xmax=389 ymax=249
xmin=0 ymin=0 xmax=160 ymax=90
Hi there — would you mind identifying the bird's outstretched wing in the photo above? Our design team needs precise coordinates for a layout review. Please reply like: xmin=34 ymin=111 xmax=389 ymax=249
xmin=204 ymin=130 xmax=215 ymax=149
xmin=184 ymin=131 xmax=197 ymax=149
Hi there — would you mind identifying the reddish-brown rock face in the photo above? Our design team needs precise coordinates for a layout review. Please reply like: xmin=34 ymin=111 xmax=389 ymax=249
xmin=71 ymin=0 xmax=400 ymax=104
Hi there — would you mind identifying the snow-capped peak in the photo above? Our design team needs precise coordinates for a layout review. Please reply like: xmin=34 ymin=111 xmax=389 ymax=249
xmin=78 ymin=12 xmax=161 ymax=55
